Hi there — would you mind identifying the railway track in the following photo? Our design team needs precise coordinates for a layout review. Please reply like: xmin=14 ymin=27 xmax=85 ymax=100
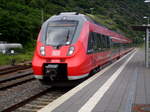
xmin=0 ymin=72 xmax=35 ymax=90
xmin=0 ymin=70 xmax=35 ymax=90
xmin=2 ymin=87 xmax=71 ymax=112
xmin=0 ymin=64 xmax=31 ymax=75
xmin=0 ymin=64 xmax=73 ymax=112
xmin=0 ymin=62 xmax=34 ymax=90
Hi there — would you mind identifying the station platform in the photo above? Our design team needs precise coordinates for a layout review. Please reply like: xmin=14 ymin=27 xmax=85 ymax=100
xmin=39 ymin=48 xmax=150 ymax=112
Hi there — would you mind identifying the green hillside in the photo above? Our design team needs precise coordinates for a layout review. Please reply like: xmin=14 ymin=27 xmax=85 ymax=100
xmin=0 ymin=0 xmax=149 ymax=47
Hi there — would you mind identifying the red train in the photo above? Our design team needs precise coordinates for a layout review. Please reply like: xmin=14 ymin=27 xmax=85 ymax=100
xmin=32 ymin=12 xmax=132 ymax=84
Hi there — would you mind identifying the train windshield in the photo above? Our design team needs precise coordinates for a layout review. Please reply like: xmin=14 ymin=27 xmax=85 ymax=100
xmin=46 ymin=21 xmax=78 ymax=46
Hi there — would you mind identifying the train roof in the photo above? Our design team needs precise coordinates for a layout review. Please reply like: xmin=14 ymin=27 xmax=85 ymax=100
xmin=47 ymin=12 xmax=90 ymax=23
xmin=47 ymin=12 xmax=106 ymax=27
xmin=44 ymin=12 xmax=132 ymax=43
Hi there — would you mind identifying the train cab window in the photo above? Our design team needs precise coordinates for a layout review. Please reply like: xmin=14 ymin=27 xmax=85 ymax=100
xmin=46 ymin=20 xmax=78 ymax=46
xmin=87 ymin=32 xmax=94 ymax=54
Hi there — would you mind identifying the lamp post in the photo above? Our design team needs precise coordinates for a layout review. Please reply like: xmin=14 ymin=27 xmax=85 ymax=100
xmin=90 ymin=8 xmax=94 ymax=14
xmin=144 ymin=1 xmax=150 ymax=67
xmin=144 ymin=0 xmax=150 ymax=68
xmin=143 ymin=16 xmax=150 ymax=25
xmin=144 ymin=0 xmax=150 ymax=3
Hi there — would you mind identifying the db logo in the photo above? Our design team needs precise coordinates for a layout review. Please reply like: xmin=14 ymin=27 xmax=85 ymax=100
xmin=52 ymin=51 xmax=60 ymax=56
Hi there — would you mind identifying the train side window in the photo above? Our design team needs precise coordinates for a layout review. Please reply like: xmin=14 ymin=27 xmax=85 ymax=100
xmin=101 ymin=35 xmax=106 ymax=50
xmin=113 ymin=42 xmax=120 ymax=49
xmin=87 ymin=32 xmax=94 ymax=54
xmin=104 ymin=36 xmax=107 ymax=49
xmin=97 ymin=33 xmax=102 ymax=51
xmin=109 ymin=37 xmax=112 ymax=47
xmin=93 ymin=32 xmax=98 ymax=52
xmin=106 ymin=36 xmax=111 ymax=49
xmin=99 ymin=34 xmax=103 ymax=51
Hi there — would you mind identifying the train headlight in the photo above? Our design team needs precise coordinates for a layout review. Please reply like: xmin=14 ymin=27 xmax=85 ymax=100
xmin=40 ymin=46 xmax=45 ymax=56
xmin=67 ymin=46 xmax=75 ymax=56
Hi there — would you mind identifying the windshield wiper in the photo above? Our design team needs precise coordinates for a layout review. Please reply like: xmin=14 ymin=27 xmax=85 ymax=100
xmin=66 ymin=30 xmax=70 ymax=45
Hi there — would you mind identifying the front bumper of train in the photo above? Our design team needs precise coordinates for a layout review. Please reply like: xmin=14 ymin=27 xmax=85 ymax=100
xmin=32 ymin=56 xmax=90 ymax=80
xmin=34 ymin=72 xmax=89 ymax=80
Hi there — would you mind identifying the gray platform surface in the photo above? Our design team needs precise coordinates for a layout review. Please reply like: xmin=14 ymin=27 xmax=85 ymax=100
xmin=39 ymin=49 xmax=150 ymax=112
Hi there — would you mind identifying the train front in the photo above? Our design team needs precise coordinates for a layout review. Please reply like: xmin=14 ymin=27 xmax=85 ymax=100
xmin=32 ymin=13 xmax=89 ymax=84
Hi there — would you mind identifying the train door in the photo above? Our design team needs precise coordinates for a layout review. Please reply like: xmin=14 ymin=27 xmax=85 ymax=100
xmin=106 ymin=36 xmax=112 ymax=61
xmin=111 ymin=40 xmax=121 ymax=59
xmin=108 ymin=36 xmax=113 ymax=60
xmin=87 ymin=32 xmax=95 ymax=68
